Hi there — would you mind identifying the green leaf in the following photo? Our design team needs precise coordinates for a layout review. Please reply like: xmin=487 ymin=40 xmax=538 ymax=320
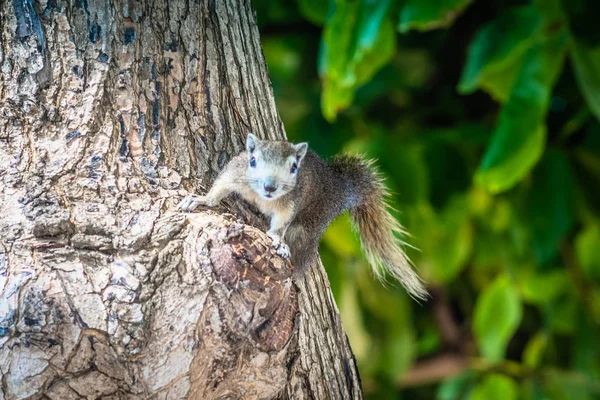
xmin=417 ymin=325 xmax=441 ymax=356
xmin=571 ymin=40 xmax=600 ymax=122
xmin=339 ymin=279 xmax=371 ymax=362
xmin=471 ymin=374 xmax=518 ymax=400
xmin=475 ymin=62 xmax=527 ymax=104
xmin=381 ymin=323 xmax=415 ymax=380
xmin=355 ymin=266 xmax=416 ymax=379
xmin=475 ymin=31 xmax=568 ymax=193
xmin=322 ymin=214 xmax=362 ymax=257
xmin=320 ymin=0 xmax=396 ymax=121
xmin=437 ymin=372 xmax=476 ymax=400
xmin=476 ymin=124 xmax=545 ymax=194
xmin=474 ymin=276 xmax=523 ymax=362
xmin=549 ymin=295 xmax=578 ymax=334
xmin=410 ymin=198 xmax=473 ymax=284
xmin=398 ymin=0 xmax=473 ymax=33
xmin=522 ymin=150 xmax=575 ymax=264
xmin=575 ymin=224 xmax=600 ymax=283
xmin=519 ymin=269 xmax=569 ymax=305
xmin=521 ymin=379 xmax=551 ymax=400
xmin=523 ymin=332 xmax=548 ymax=368
xmin=262 ymin=38 xmax=304 ymax=81
xmin=458 ymin=6 xmax=542 ymax=101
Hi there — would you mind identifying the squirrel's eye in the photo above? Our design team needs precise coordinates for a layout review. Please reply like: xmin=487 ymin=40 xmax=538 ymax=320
xmin=290 ymin=162 xmax=298 ymax=174
xmin=249 ymin=157 xmax=256 ymax=168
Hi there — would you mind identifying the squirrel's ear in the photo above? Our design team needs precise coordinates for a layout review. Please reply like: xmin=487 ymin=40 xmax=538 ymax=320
xmin=294 ymin=142 xmax=308 ymax=161
xmin=246 ymin=133 xmax=258 ymax=153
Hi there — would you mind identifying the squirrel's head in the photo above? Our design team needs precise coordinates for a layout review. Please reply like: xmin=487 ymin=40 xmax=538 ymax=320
xmin=245 ymin=133 xmax=308 ymax=200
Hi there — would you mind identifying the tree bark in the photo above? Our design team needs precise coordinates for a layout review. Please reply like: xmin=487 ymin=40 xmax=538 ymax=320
xmin=0 ymin=1 xmax=362 ymax=399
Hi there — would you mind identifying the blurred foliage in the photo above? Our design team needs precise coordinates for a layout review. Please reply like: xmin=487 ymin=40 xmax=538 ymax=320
xmin=254 ymin=0 xmax=600 ymax=398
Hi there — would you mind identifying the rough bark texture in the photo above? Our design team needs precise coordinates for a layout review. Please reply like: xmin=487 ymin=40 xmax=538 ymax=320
xmin=0 ymin=1 xmax=362 ymax=399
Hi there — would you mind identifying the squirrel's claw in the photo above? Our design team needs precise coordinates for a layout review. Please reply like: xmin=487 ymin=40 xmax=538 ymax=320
xmin=268 ymin=235 xmax=291 ymax=259
xmin=275 ymin=243 xmax=291 ymax=259
xmin=177 ymin=194 xmax=207 ymax=212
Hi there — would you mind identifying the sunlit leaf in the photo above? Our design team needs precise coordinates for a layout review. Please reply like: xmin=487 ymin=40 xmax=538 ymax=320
xmin=322 ymin=80 xmax=356 ymax=122
xmin=322 ymin=214 xmax=362 ymax=257
xmin=475 ymin=61 xmax=525 ymax=103
xmin=474 ymin=276 xmax=523 ymax=362
xmin=353 ymin=19 xmax=395 ymax=84
xmin=458 ymin=6 xmax=541 ymax=101
xmin=523 ymin=332 xmax=548 ymax=368
xmin=519 ymin=269 xmax=569 ymax=305
xmin=476 ymin=124 xmax=545 ymax=194
xmin=339 ymin=279 xmax=371 ymax=362
xmin=475 ymin=31 xmax=568 ymax=193
xmin=320 ymin=0 xmax=395 ymax=121
xmin=398 ymin=0 xmax=473 ymax=33
xmin=575 ymin=224 xmax=600 ymax=283
xmin=471 ymin=374 xmax=518 ymax=400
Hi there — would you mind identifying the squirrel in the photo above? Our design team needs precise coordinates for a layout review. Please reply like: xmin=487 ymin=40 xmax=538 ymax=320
xmin=178 ymin=134 xmax=428 ymax=300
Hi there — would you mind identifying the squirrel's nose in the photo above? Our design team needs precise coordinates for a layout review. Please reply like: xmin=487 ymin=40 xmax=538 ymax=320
xmin=264 ymin=180 xmax=278 ymax=193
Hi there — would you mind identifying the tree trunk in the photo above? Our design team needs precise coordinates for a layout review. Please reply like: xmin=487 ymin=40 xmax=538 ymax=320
xmin=0 ymin=1 xmax=362 ymax=399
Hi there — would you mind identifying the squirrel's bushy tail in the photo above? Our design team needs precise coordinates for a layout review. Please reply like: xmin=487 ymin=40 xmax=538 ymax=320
xmin=342 ymin=156 xmax=429 ymax=301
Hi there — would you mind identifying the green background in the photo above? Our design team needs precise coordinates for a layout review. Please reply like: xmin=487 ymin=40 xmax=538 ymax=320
xmin=254 ymin=0 xmax=600 ymax=398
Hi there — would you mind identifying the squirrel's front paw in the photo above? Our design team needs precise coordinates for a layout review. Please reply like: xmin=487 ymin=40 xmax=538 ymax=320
xmin=275 ymin=242 xmax=291 ymax=259
xmin=268 ymin=235 xmax=291 ymax=259
xmin=177 ymin=194 xmax=209 ymax=212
